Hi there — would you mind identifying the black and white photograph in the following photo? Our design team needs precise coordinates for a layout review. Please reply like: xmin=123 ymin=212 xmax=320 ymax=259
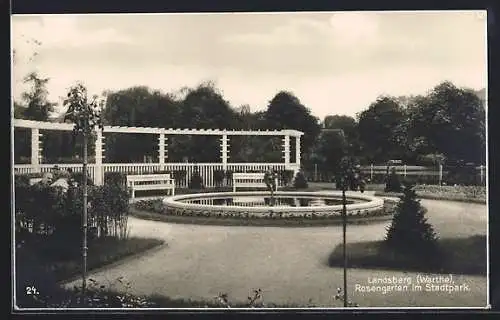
xmin=11 ymin=11 xmax=488 ymax=310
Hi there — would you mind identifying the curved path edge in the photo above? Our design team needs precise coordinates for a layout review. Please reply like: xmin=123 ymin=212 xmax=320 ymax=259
xmin=58 ymin=241 xmax=168 ymax=287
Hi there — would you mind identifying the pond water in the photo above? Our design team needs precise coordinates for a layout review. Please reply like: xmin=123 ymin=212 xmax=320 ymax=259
xmin=179 ymin=196 xmax=356 ymax=207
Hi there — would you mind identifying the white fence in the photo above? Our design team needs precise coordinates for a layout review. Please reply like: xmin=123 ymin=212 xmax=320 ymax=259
xmin=13 ymin=163 xmax=290 ymax=188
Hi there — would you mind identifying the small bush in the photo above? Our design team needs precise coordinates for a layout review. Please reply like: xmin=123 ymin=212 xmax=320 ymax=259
xmin=171 ymin=170 xmax=187 ymax=186
xmin=383 ymin=184 xmax=440 ymax=264
xmin=225 ymin=170 xmax=233 ymax=183
xmin=278 ymin=170 xmax=295 ymax=186
xmin=293 ymin=170 xmax=308 ymax=189
xmin=384 ymin=168 xmax=402 ymax=192
xmin=15 ymin=178 xmax=130 ymax=250
xmin=189 ymin=170 xmax=203 ymax=189
xmin=213 ymin=170 xmax=225 ymax=187
xmin=71 ymin=171 xmax=94 ymax=186
xmin=104 ymin=172 xmax=127 ymax=189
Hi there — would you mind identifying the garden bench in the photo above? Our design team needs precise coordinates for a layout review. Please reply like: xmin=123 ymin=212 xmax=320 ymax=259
xmin=232 ymin=172 xmax=278 ymax=192
xmin=29 ymin=178 xmax=43 ymax=185
xmin=126 ymin=174 xmax=175 ymax=199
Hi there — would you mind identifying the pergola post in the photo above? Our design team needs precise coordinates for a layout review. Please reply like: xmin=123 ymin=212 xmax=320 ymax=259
xmin=295 ymin=135 xmax=301 ymax=175
xmin=158 ymin=133 xmax=167 ymax=170
xmin=94 ymin=127 xmax=104 ymax=185
xmin=31 ymin=128 xmax=42 ymax=172
xmin=220 ymin=134 xmax=229 ymax=171
xmin=283 ymin=135 xmax=290 ymax=169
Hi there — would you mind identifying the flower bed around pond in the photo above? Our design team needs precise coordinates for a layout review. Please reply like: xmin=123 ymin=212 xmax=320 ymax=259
xmin=130 ymin=198 xmax=397 ymax=227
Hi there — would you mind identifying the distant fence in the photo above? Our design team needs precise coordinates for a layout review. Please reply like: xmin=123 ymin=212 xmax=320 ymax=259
xmin=304 ymin=164 xmax=486 ymax=186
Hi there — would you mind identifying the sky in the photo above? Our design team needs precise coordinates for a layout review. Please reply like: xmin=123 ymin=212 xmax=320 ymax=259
xmin=11 ymin=11 xmax=487 ymax=120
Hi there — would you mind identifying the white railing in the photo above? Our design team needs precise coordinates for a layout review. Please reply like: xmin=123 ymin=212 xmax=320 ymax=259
xmin=14 ymin=163 xmax=97 ymax=182
xmin=13 ymin=162 xmax=289 ymax=188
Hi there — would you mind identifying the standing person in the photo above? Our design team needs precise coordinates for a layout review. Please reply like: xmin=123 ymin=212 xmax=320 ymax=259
xmin=263 ymin=167 xmax=277 ymax=206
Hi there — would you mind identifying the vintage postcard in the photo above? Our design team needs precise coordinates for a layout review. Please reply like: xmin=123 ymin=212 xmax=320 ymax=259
xmin=11 ymin=10 xmax=488 ymax=311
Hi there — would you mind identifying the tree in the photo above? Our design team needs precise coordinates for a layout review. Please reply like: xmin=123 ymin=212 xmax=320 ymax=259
xmin=357 ymin=96 xmax=407 ymax=163
xmin=323 ymin=115 xmax=358 ymax=140
xmin=174 ymin=82 xmax=238 ymax=162
xmin=14 ymin=102 xmax=31 ymax=163
xmin=264 ymin=91 xmax=321 ymax=163
xmin=314 ymin=115 xmax=361 ymax=177
xmin=14 ymin=71 xmax=58 ymax=164
xmin=102 ymin=86 xmax=181 ymax=162
xmin=231 ymin=106 xmax=271 ymax=162
xmin=336 ymin=156 xmax=364 ymax=307
xmin=20 ymin=72 xmax=57 ymax=121
xmin=63 ymin=83 xmax=104 ymax=299
xmin=313 ymin=130 xmax=348 ymax=179
xmin=407 ymin=81 xmax=486 ymax=164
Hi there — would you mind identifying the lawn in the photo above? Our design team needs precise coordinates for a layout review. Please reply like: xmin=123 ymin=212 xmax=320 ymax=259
xmin=327 ymin=235 xmax=486 ymax=276
xmin=374 ymin=185 xmax=486 ymax=204
xmin=307 ymin=182 xmax=486 ymax=204
xmin=53 ymin=237 xmax=165 ymax=282
xmin=16 ymin=236 xmax=164 ymax=288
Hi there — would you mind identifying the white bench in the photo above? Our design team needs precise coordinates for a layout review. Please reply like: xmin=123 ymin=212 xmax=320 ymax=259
xmin=232 ymin=172 xmax=278 ymax=192
xmin=29 ymin=178 xmax=43 ymax=185
xmin=126 ymin=174 xmax=175 ymax=199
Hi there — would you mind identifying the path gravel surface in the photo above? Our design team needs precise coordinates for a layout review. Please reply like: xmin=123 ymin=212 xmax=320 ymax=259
xmin=64 ymin=196 xmax=488 ymax=308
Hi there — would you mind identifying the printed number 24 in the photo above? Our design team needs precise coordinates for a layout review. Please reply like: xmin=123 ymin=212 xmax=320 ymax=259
xmin=26 ymin=286 xmax=39 ymax=295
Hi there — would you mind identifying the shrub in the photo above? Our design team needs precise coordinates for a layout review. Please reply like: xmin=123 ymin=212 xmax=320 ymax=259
xmin=90 ymin=184 xmax=130 ymax=239
xmin=189 ymin=170 xmax=203 ymax=189
xmin=278 ymin=170 xmax=295 ymax=186
xmin=383 ymin=184 xmax=440 ymax=264
xmin=104 ymin=172 xmax=127 ymax=189
xmin=171 ymin=170 xmax=187 ymax=186
xmin=71 ymin=171 xmax=94 ymax=186
xmin=15 ymin=179 xmax=130 ymax=250
xmin=213 ymin=170 xmax=225 ymax=187
xmin=384 ymin=168 xmax=402 ymax=192
xmin=225 ymin=170 xmax=233 ymax=183
xmin=14 ymin=174 xmax=31 ymax=188
xmin=293 ymin=170 xmax=308 ymax=189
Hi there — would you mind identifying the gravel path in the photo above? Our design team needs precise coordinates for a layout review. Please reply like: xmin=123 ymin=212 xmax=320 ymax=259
xmin=64 ymin=197 xmax=488 ymax=308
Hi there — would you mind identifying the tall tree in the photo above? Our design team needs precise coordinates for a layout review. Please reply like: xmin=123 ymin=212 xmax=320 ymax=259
xmin=264 ymin=91 xmax=321 ymax=164
xmin=174 ymin=81 xmax=238 ymax=162
xmin=357 ymin=96 xmax=407 ymax=163
xmin=20 ymin=72 xmax=56 ymax=121
xmin=407 ymin=81 xmax=486 ymax=164
xmin=312 ymin=130 xmax=348 ymax=177
xmin=102 ymin=86 xmax=180 ymax=162
xmin=322 ymin=115 xmax=361 ymax=156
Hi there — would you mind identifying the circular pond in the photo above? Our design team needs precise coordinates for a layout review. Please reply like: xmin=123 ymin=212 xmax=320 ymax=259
xmin=162 ymin=191 xmax=389 ymax=223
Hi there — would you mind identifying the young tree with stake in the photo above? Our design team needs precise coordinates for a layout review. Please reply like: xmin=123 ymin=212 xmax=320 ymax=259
xmin=63 ymin=83 xmax=104 ymax=301
xmin=337 ymin=156 xmax=362 ymax=307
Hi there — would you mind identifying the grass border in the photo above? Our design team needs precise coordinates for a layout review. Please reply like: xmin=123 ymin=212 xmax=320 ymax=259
xmin=56 ymin=237 xmax=166 ymax=285
xmin=327 ymin=235 xmax=487 ymax=276
xmin=129 ymin=205 xmax=393 ymax=227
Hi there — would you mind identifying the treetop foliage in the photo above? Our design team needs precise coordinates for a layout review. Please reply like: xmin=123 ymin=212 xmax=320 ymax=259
xmin=14 ymin=74 xmax=485 ymax=168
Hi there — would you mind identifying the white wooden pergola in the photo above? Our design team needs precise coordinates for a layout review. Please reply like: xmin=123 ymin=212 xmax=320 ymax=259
xmin=13 ymin=119 xmax=304 ymax=186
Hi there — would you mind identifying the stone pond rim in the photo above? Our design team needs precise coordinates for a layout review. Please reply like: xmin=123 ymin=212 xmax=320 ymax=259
xmin=162 ymin=191 xmax=386 ymax=216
